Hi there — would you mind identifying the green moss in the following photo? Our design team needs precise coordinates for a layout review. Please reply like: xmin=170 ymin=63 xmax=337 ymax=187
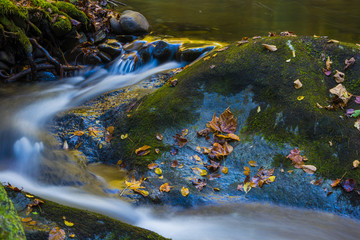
xmin=0 ymin=0 xmax=28 ymax=21
xmin=54 ymin=1 xmax=89 ymax=28
xmin=0 ymin=185 xmax=26 ymax=240
xmin=51 ymin=16 xmax=72 ymax=37
xmin=0 ymin=16 xmax=32 ymax=54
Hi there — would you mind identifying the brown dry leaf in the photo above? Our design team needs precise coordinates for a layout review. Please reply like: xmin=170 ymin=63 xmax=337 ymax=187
xmin=159 ymin=183 xmax=172 ymax=192
xmin=329 ymin=84 xmax=352 ymax=106
xmin=248 ymin=161 xmax=258 ymax=167
xmin=237 ymin=40 xmax=249 ymax=46
xmin=222 ymin=166 xmax=228 ymax=174
xmin=262 ymin=44 xmax=277 ymax=52
xmin=293 ymin=79 xmax=302 ymax=89
xmin=106 ymin=126 xmax=114 ymax=135
xmin=173 ymin=133 xmax=188 ymax=147
xmin=218 ymin=108 xmax=237 ymax=134
xmin=354 ymin=119 xmax=360 ymax=131
xmin=353 ymin=160 xmax=360 ymax=168
xmin=206 ymin=113 xmax=221 ymax=132
xmin=286 ymin=148 xmax=305 ymax=168
xmin=148 ymin=163 xmax=159 ymax=170
xmin=207 ymin=173 xmax=222 ymax=180
xmin=205 ymin=160 xmax=221 ymax=171
xmin=334 ymin=70 xmax=345 ymax=83
xmin=156 ymin=133 xmax=163 ymax=141
xmin=344 ymin=57 xmax=355 ymax=70
xmin=171 ymin=160 xmax=178 ymax=168
xmin=216 ymin=46 xmax=228 ymax=52
xmin=302 ymin=165 xmax=317 ymax=174
xmin=197 ymin=128 xmax=211 ymax=137
xmin=73 ymin=131 xmax=85 ymax=136
xmin=190 ymin=178 xmax=207 ymax=191
xmin=135 ymin=145 xmax=151 ymax=156
xmin=243 ymin=166 xmax=250 ymax=176
xmin=326 ymin=56 xmax=332 ymax=71
xmin=181 ymin=187 xmax=189 ymax=197
xmin=49 ymin=227 xmax=66 ymax=240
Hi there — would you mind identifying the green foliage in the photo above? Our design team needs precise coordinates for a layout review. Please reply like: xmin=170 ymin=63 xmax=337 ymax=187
xmin=51 ymin=16 xmax=72 ymax=37
xmin=0 ymin=0 xmax=28 ymax=20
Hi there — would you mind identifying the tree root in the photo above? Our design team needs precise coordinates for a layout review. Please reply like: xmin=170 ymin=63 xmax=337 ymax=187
xmin=5 ymin=64 xmax=84 ymax=83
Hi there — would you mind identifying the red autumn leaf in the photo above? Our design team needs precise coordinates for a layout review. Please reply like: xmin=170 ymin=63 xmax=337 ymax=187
xmin=341 ymin=179 xmax=356 ymax=192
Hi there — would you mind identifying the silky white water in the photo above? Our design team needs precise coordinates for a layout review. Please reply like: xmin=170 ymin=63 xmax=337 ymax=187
xmin=1 ymin=56 xmax=360 ymax=240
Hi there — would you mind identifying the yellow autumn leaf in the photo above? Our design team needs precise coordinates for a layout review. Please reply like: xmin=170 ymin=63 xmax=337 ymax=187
xmin=69 ymin=234 xmax=75 ymax=238
xmin=203 ymin=56 xmax=210 ymax=61
xmin=213 ymin=187 xmax=220 ymax=191
xmin=134 ymin=189 xmax=149 ymax=197
xmin=117 ymin=160 xmax=122 ymax=165
xmin=64 ymin=220 xmax=74 ymax=227
xmin=73 ymin=131 xmax=85 ymax=136
xmin=181 ymin=187 xmax=189 ymax=197
xmin=297 ymin=96 xmax=304 ymax=101
xmin=135 ymin=145 xmax=151 ymax=156
xmin=193 ymin=155 xmax=202 ymax=162
xmin=267 ymin=176 xmax=276 ymax=183
xmin=99 ymin=144 xmax=102 ymax=149
xmin=155 ymin=168 xmax=162 ymax=175
xmin=243 ymin=166 xmax=250 ymax=176
xmin=159 ymin=175 xmax=163 ymax=179
xmin=243 ymin=182 xmax=252 ymax=194
xmin=248 ymin=161 xmax=258 ymax=167
xmin=353 ymin=160 xmax=359 ymax=168
xmin=29 ymin=221 xmax=36 ymax=226
xmin=106 ymin=126 xmax=114 ymax=135
xmin=222 ymin=167 xmax=228 ymax=174
xmin=25 ymin=194 xmax=34 ymax=198
xmin=200 ymin=169 xmax=207 ymax=176
xmin=121 ymin=134 xmax=128 ymax=139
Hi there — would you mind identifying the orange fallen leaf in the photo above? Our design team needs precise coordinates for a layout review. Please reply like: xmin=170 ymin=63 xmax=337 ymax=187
xmin=221 ymin=167 xmax=228 ymax=174
xmin=248 ymin=161 xmax=258 ymax=167
xmin=331 ymin=179 xmax=341 ymax=188
xmin=21 ymin=217 xmax=32 ymax=223
xmin=243 ymin=166 xmax=250 ymax=176
xmin=49 ymin=227 xmax=66 ymax=240
xmin=106 ymin=126 xmax=114 ymax=135
xmin=135 ymin=145 xmax=151 ymax=156
xmin=148 ymin=163 xmax=159 ymax=170
xmin=73 ymin=131 xmax=85 ymax=136
xmin=159 ymin=183 xmax=172 ymax=192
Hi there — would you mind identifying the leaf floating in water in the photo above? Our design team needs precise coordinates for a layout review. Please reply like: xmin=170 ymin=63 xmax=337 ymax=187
xmin=49 ymin=227 xmax=66 ymax=240
xmin=159 ymin=183 xmax=171 ymax=192
xmin=156 ymin=133 xmax=163 ymax=141
xmin=135 ymin=145 xmax=151 ymax=156
xmin=64 ymin=220 xmax=74 ymax=227
xmin=293 ymin=79 xmax=302 ymax=89
xmin=148 ymin=163 xmax=159 ymax=170
xmin=181 ymin=187 xmax=189 ymax=197
xmin=262 ymin=44 xmax=277 ymax=52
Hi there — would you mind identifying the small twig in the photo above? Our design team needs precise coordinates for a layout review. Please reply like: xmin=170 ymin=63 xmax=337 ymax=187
xmin=29 ymin=38 xmax=61 ymax=75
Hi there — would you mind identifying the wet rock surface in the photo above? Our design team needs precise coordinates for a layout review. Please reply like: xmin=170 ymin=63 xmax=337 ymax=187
xmin=119 ymin=10 xmax=150 ymax=35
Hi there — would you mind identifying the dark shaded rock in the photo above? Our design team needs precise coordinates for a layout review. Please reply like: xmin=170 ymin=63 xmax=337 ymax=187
xmin=123 ymin=40 xmax=147 ymax=51
xmin=0 ymin=61 xmax=9 ymax=71
xmin=119 ymin=10 xmax=150 ymax=35
xmin=0 ymin=51 xmax=15 ymax=65
xmin=177 ymin=46 xmax=214 ymax=62
xmin=94 ymin=29 xmax=107 ymax=44
xmin=98 ymin=51 xmax=112 ymax=63
xmin=153 ymin=40 xmax=180 ymax=62
xmin=98 ymin=39 xmax=123 ymax=57
xmin=110 ymin=17 xmax=122 ymax=34
xmin=38 ymin=71 xmax=57 ymax=81
xmin=84 ymin=54 xmax=102 ymax=65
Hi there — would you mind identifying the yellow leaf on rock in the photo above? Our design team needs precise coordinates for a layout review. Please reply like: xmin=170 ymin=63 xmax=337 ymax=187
xmin=159 ymin=183 xmax=171 ymax=192
xmin=193 ymin=155 xmax=202 ymax=162
xmin=262 ymin=44 xmax=277 ymax=52
xmin=248 ymin=161 xmax=258 ymax=167
xmin=213 ymin=187 xmax=220 ymax=191
xmin=243 ymin=182 xmax=252 ymax=193
xmin=222 ymin=167 xmax=228 ymax=174
xmin=73 ymin=131 xmax=85 ymax=136
xmin=297 ymin=96 xmax=304 ymax=101
xmin=106 ymin=126 xmax=114 ymax=135
xmin=134 ymin=189 xmax=149 ymax=197
xmin=181 ymin=187 xmax=189 ymax=197
xmin=200 ymin=169 xmax=208 ymax=176
xmin=135 ymin=145 xmax=151 ymax=156
xmin=155 ymin=168 xmax=162 ymax=175
xmin=353 ymin=160 xmax=359 ymax=168
xmin=268 ymin=176 xmax=276 ymax=183
xmin=64 ymin=220 xmax=74 ymax=227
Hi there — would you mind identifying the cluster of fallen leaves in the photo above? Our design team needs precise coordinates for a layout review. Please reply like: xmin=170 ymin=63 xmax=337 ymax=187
xmin=237 ymin=165 xmax=276 ymax=194
xmin=286 ymin=148 xmax=317 ymax=174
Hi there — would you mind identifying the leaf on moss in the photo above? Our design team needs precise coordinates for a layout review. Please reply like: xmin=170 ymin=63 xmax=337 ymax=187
xmin=181 ymin=187 xmax=189 ymax=197
xmin=293 ymin=79 xmax=302 ymax=89
xmin=326 ymin=56 xmax=332 ymax=70
xmin=221 ymin=166 xmax=228 ymax=174
xmin=334 ymin=70 xmax=345 ymax=83
xmin=353 ymin=160 xmax=359 ymax=168
xmin=64 ymin=220 xmax=74 ymax=227
xmin=156 ymin=133 xmax=163 ymax=141
xmin=344 ymin=57 xmax=355 ymax=70
xmin=301 ymin=165 xmax=317 ymax=174
xmin=329 ymin=84 xmax=352 ymax=106
xmin=135 ymin=145 xmax=151 ymax=156
xmin=148 ymin=163 xmax=159 ymax=170
xmin=262 ymin=44 xmax=277 ymax=51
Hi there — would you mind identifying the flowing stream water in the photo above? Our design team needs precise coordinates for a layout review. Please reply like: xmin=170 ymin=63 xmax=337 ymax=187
xmin=1 ymin=47 xmax=360 ymax=239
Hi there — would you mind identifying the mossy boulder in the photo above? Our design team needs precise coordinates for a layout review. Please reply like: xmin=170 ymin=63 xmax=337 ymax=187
xmin=0 ymin=184 xmax=26 ymax=240
xmin=111 ymin=36 xmax=360 ymax=217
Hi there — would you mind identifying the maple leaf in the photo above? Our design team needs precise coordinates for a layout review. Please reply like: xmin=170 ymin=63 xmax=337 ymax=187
xmin=125 ymin=175 xmax=145 ymax=190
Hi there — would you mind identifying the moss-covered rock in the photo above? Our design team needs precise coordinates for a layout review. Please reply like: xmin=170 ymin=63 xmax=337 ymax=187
xmin=0 ymin=184 xmax=26 ymax=240
xmin=110 ymin=36 xmax=360 ymax=217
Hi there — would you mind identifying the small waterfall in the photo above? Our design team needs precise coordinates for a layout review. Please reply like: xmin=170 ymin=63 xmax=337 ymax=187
xmin=108 ymin=52 xmax=140 ymax=75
